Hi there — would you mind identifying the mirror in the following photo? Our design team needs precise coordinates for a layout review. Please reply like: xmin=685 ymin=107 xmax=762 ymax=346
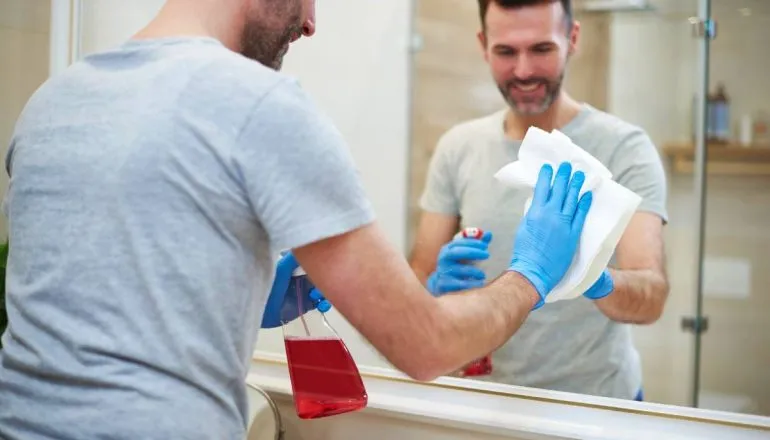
xmin=2 ymin=0 xmax=768 ymax=430
xmin=405 ymin=0 xmax=770 ymax=417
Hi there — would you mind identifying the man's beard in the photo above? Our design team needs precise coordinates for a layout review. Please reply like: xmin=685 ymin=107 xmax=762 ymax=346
xmin=239 ymin=3 xmax=302 ymax=70
xmin=498 ymin=71 xmax=565 ymax=116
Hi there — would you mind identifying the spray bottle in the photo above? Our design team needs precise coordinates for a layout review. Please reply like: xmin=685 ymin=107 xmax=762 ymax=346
xmin=282 ymin=265 xmax=368 ymax=419
xmin=455 ymin=227 xmax=494 ymax=377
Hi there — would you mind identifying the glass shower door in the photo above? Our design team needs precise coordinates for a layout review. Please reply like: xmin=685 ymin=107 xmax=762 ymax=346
xmin=695 ymin=0 xmax=770 ymax=417
xmin=612 ymin=0 xmax=711 ymax=409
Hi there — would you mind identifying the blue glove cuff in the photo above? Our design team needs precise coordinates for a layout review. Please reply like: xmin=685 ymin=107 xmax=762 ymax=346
xmin=584 ymin=270 xmax=615 ymax=300
xmin=507 ymin=264 xmax=549 ymax=306
xmin=426 ymin=272 xmax=440 ymax=296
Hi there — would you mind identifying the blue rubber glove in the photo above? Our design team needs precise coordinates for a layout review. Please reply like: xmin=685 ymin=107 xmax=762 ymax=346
xmin=508 ymin=162 xmax=593 ymax=310
xmin=260 ymin=252 xmax=332 ymax=329
xmin=427 ymin=231 xmax=493 ymax=296
xmin=583 ymin=268 xmax=614 ymax=300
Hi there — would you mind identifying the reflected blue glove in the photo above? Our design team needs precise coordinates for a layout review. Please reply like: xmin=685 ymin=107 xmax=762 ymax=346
xmin=583 ymin=268 xmax=614 ymax=300
xmin=426 ymin=231 xmax=493 ymax=296
xmin=508 ymin=162 xmax=593 ymax=310
xmin=260 ymin=252 xmax=332 ymax=329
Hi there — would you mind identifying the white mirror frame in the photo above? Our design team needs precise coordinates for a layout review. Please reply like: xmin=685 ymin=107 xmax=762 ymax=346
xmin=250 ymin=351 xmax=770 ymax=439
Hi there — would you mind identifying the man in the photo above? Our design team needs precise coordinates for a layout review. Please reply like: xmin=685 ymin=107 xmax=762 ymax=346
xmin=0 ymin=0 xmax=604 ymax=439
xmin=410 ymin=0 xmax=669 ymax=401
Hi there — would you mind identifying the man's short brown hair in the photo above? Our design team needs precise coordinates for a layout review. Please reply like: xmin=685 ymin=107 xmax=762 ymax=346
xmin=477 ymin=0 xmax=573 ymax=30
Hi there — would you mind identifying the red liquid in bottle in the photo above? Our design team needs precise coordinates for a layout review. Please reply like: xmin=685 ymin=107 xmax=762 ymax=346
xmin=461 ymin=355 xmax=493 ymax=377
xmin=284 ymin=336 xmax=368 ymax=419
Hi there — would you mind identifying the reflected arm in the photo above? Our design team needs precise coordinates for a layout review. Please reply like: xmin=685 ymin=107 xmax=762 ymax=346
xmin=408 ymin=211 xmax=460 ymax=285
xmin=595 ymin=212 xmax=669 ymax=325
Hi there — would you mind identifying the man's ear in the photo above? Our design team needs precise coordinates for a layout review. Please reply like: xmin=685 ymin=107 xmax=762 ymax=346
xmin=477 ymin=30 xmax=489 ymax=62
xmin=568 ymin=20 xmax=580 ymax=56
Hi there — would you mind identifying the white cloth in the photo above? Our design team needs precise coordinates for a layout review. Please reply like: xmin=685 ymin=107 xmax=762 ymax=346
xmin=493 ymin=126 xmax=642 ymax=303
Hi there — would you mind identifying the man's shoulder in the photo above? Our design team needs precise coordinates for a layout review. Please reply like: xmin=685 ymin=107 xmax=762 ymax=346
xmin=577 ymin=105 xmax=649 ymax=141
xmin=177 ymin=48 xmax=325 ymax=134
xmin=191 ymin=47 xmax=297 ymax=103
xmin=574 ymin=104 xmax=651 ymax=149
xmin=569 ymin=105 xmax=658 ymax=161
xmin=435 ymin=110 xmax=506 ymax=155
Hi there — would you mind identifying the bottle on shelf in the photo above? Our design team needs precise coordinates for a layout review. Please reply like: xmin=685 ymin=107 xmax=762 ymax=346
xmin=711 ymin=83 xmax=731 ymax=144
xmin=739 ymin=114 xmax=753 ymax=148
xmin=705 ymin=91 xmax=716 ymax=142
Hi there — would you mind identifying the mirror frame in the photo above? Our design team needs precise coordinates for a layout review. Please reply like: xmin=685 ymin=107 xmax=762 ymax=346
xmin=252 ymin=350 xmax=770 ymax=434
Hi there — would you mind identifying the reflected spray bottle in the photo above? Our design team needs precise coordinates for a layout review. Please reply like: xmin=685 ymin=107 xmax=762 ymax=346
xmin=456 ymin=227 xmax=494 ymax=378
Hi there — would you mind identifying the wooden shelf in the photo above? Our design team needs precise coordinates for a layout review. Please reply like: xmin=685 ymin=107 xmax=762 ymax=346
xmin=662 ymin=142 xmax=770 ymax=175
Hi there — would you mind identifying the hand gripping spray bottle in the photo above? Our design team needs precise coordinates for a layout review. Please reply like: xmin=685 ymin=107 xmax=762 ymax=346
xmin=455 ymin=227 xmax=494 ymax=378
xmin=282 ymin=265 xmax=368 ymax=419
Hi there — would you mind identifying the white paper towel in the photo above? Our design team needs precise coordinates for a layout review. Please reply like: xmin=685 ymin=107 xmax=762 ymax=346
xmin=494 ymin=126 xmax=642 ymax=303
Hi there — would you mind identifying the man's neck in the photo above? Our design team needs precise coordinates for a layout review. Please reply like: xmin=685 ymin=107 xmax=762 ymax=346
xmin=503 ymin=92 xmax=583 ymax=141
xmin=132 ymin=0 xmax=243 ymax=52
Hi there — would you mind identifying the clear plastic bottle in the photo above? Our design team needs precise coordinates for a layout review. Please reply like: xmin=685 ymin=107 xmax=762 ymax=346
xmin=281 ymin=266 xmax=368 ymax=419
xmin=712 ymin=83 xmax=731 ymax=143
xmin=455 ymin=227 xmax=494 ymax=378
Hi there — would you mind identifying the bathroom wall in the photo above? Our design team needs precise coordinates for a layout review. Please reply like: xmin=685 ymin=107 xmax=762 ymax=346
xmin=0 ymin=0 xmax=51 ymax=237
xmin=78 ymin=0 xmax=164 ymax=55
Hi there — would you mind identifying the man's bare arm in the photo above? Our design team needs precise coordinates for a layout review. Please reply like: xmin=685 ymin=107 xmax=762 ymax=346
xmin=594 ymin=212 xmax=669 ymax=325
xmin=293 ymin=222 xmax=538 ymax=382
xmin=408 ymin=212 xmax=459 ymax=285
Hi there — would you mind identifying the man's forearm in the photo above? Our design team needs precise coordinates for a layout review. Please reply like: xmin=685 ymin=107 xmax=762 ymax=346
xmin=419 ymin=271 xmax=539 ymax=377
xmin=294 ymin=222 xmax=539 ymax=382
xmin=595 ymin=268 xmax=669 ymax=325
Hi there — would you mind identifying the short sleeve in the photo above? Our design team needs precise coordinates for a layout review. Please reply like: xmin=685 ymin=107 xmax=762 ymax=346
xmin=3 ymin=140 xmax=15 ymax=218
xmin=232 ymin=79 xmax=376 ymax=252
xmin=419 ymin=134 xmax=460 ymax=215
xmin=610 ymin=129 xmax=669 ymax=224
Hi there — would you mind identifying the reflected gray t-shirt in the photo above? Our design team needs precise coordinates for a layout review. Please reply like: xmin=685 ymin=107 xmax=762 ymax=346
xmin=0 ymin=37 xmax=375 ymax=440
xmin=420 ymin=106 xmax=668 ymax=399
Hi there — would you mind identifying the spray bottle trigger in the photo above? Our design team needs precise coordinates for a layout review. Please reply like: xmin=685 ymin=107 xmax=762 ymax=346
xmin=309 ymin=288 xmax=332 ymax=313
xmin=317 ymin=300 xmax=332 ymax=313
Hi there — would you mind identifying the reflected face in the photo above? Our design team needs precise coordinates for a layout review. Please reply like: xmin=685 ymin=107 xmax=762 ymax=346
xmin=478 ymin=1 xmax=578 ymax=115
xmin=240 ymin=0 xmax=317 ymax=70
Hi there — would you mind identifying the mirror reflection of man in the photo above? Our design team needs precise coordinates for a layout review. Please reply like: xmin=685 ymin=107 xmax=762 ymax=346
xmin=409 ymin=0 xmax=670 ymax=401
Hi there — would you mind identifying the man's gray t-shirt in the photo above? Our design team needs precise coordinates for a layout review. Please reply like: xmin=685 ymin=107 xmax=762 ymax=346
xmin=420 ymin=106 xmax=668 ymax=399
xmin=0 ymin=37 xmax=375 ymax=440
